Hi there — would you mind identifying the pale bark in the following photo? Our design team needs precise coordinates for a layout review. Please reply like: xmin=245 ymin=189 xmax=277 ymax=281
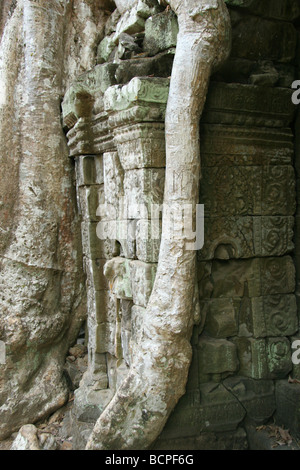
xmin=0 ymin=0 xmax=105 ymax=438
xmin=86 ymin=0 xmax=231 ymax=450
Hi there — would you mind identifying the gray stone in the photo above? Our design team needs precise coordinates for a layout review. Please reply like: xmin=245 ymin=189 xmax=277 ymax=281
xmin=234 ymin=337 xmax=292 ymax=379
xmin=78 ymin=185 xmax=104 ymax=221
xmin=11 ymin=425 xmax=40 ymax=451
xmin=75 ymin=155 xmax=104 ymax=187
xmin=144 ymin=10 xmax=179 ymax=56
xmin=275 ymin=381 xmax=300 ymax=439
xmin=115 ymin=51 xmax=175 ymax=85
xmin=114 ymin=122 xmax=166 ymax=170
xmin=129 ymin=260 xmax=157 ymax=307
xmin=223 ymin=376 xmax=275 ymax=425
xmin=124 ymin=168 xmax=165 ymax=219
xmin=136 ymin=218 xmax=162 ymax=263
xmin=103 ymin=257 xmax=132 ymax=300
xmin=198 ymin=336 xmax=238 ymax=381
xmin=231 ymin=15 xmax=297 ymax=63
xmin=161 ymin=384 xmax=246 ymax=439
xmin=203 ymin=298 xmax=238 ymax=338
xmin=154 ymin=427 xmax=248 ymax=450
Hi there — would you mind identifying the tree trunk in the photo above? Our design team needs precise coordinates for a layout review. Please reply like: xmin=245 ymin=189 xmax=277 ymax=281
xmin=86 ymin=0 xmax=231 ymax=450
xmin=0 ymin=0 xmax=89 ymax=439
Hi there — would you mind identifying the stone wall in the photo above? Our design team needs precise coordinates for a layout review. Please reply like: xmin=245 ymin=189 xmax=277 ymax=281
xmin=61 ymin=0 xmax=300 ymax=449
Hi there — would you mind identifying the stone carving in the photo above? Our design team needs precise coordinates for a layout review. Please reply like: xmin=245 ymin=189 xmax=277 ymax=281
xmin=160 ymin=383 xmax=245 ymax=439
xmin=233 ymin=337 xmax=292 ymax=379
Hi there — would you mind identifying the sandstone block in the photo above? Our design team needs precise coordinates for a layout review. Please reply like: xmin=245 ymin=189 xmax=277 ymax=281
xmin=223 ymin=376 xmax=275 ymax=425
xmin=234 ymin=337 xmax=292 ymax=379
xmin=75 ymin=155 xmax=104 ymax=187
xmin=78 ymin=185 xmax=104 ymax=221
xmin=198 ymin=256 xmax=295 ymax=299
xmin=199 ymin=216 xmax=294 ymax=260
xmin=114 ymin=123 xmax=165 ymax=169
xmin=103 ymin=151 xmax=124 ymax=218
xmin=129 ymin=261 xmax=157 ymax=307
xmin=84 ymin=257 xmax=108 ymax=292
xmin=144 ymin=10 xmax=178 ymax=56
xmin=203 ymin=298 xmax=238 ymax=338
xmin=136 ymin=218 xmax=162 ymax=263
xmin=82 ymin=221 xmax=117 ymax=259
xmin=203 ymin=294 xmax=298 ymax=339
xmin=161 ymin=384 xmax=245 ymax=439
xmin=202 ymin=83 xmax=296 ymax=128
xmin=104 ymin=77 xmax=170 ymax=113
xmin=231 ymin=15 xmax=297 ymax=63
xmin=87 ymin=288 xmax=117 ymax=324
xmin=198 ymin=336 xmax=238 ymax=380
xmin=103 ymin=256 xmax=132 ymax=300
xmin=124 ymin=168 xmax=165 ymax=219
xmin=200 ymin=164 xmax=295 ymax=217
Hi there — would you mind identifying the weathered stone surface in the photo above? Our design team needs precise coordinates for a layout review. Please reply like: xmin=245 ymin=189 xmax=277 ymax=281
xmin=115 ymin=50 xmax=175 ymax=85
xmin=86 ymin=288 xmax=117 ymax=324
xmin=95 ymin=322 xmax=117 ymax=355
xmin=130 ymin=305 xmax=146 ymax=359
xmin=78 ymin=185 xmax=104 ymax=221
xmin=153 ymin=427 xmax=248 ymax=450
xmin=67 ymin=114 xmax=114 ymax=157
xmin=124 ymin=168 xmax=165 ymax=219
xmin=223 ymin=376 xmax=275 ymax=425
xmin=202 ymin=83 xmax=296 ymax=128
xmin=11 ymin=425 xmax=40 ymax=451
xmin=114 ymin=0 xmax=161 ymax=38
xmin=129 ymin=260 xmax=157 ymax=307
xmin=201 ymin=294 xmax=297 ymax=340
xmin=72 ymin=380 xmax=113 ymax=424
xmin=62 ymin=64 xmax=118 ymax=128
xmin=199 ymin=216 xmax=294 ymax=261
xmin=230 ymin=14 xmax=297 ymax=63
xmin=275 ymin=381 xmax=300 ymax=439
xmin=161 ymin=384 xmax=246 ymax=439
xmin=243 ymin=295 xmax=298 ymax=338
xmin=114 ymin=123 xmax=166 ymax=169
xmin=104 ymin=77 xmax=170 ymax=113
xmin=200 ymin=165 xmax=295 ymax=217
xmin=234 ymin=337 xmax=292 ymax=379
xmin=198 ymin=336 xmax=238 ymax=381
xmin=84 ymin=257 xmax=108 ymax=292
xmin=103 ymin=151 xmax=124 ymax=218
xmin=104 ymin=257 xmax=132 ymax=299
xmin=144 ymin=10 xmax=178 ymax=56
xmin=97 ymin=35 xmax=118 ymax=63
xmin=198 ymin=256 xmax=295 ymax=299
xmin=75 ymin=155 xmax=104 ymax=187
xmin=203 ymin=298 xmax=238 ymax=338
xmin=200 ymin=125 xmax=294 ymax=168
xmin=115 ymin=8 xmax=145 ymax=36
xmin=82 ymin=221 xmax=119 ymax=259
xmin=136 ymin=218 xmax=162 ymax=263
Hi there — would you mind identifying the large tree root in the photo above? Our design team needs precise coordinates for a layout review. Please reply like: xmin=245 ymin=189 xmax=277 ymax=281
xmin=86 ymin=0 xmax=231 ymax=450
